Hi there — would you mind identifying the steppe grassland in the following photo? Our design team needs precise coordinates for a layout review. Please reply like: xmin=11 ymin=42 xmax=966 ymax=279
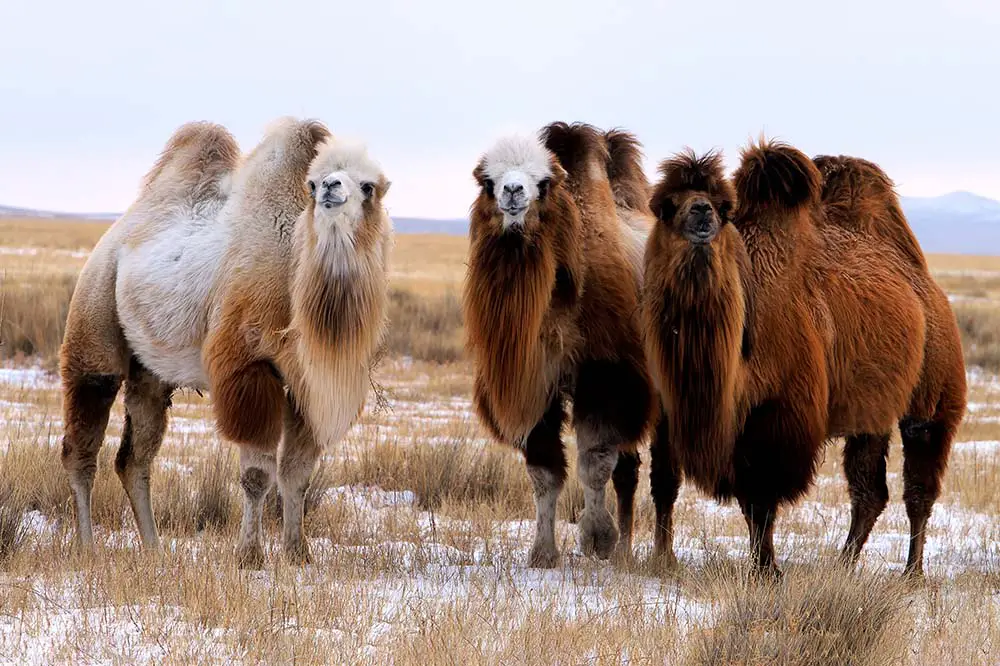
xmin=0 ymin=216 xmax=998 ymax=665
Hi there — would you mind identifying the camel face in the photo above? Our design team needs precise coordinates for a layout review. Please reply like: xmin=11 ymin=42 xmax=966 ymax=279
xmin=677 ymin=195 xmax=726 ymax=246
xmin=473 ymin=135 xmax=557 ymax=233
xmin=650 ymin=150 xmax=736 ymax=249
xmin=306 ymin=140 xmax=388 ymax=241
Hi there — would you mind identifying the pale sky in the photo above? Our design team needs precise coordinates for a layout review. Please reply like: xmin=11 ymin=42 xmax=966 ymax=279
xmin=2 ymin=0 xmax=998 ymax=218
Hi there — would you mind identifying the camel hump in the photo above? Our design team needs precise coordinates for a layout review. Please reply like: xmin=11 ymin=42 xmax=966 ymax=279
xmin=813 ymin=155 xmax=927 ymax=269
xmin=733 ymin=139 xmax=822 ymax=216
xmin=140 ymin=121 xmax=240 ymax=205
xmin=540 ymin=121 xmax=609 ymax=181
xmin=250 ymin=117 xmax=331 ymax=175
xmin=604 ymin=128 xmax=651 ymax=213
xmin=263 ymin=116 xmax=331 ymax=157
xmin=227 ymin=118 xmax=332 ymax=224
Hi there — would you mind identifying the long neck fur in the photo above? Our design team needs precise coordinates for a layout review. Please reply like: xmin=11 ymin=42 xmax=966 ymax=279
xmin=464 ymin=229 xmax=558 ymax=443
xmin=288 ymin=208 xmax=388 ymax=446
xmin=644 ymin=229 xmax=752 ymax=497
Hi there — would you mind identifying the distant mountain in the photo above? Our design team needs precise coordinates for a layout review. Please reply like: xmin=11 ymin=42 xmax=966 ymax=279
xmin=0 ymin=204 xmax=117 ymax=221
xmin=2 ymin=191 xmax=999 ymax=254
xmin=394 ymin=194 xmax=1000 ymax=255
xmin=899 ymin=192 xmax=1000 ymax=255
xmin=391 ymin=217 xmax=469 ymax=235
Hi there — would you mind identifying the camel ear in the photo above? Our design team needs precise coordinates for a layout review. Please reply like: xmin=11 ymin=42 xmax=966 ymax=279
xmin=473 ymin=161 xmax=495 ymax=197
xmin=473 ymin=162 xmax=488 ymax=186
xmin=379 ymin=176 xmax=391 ymax=198
xmin=650 ymin=187 xmax=678 ymax=225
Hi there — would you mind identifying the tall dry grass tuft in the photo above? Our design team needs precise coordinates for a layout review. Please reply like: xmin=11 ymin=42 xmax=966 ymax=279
xmin=338 ymin=433 xmax=589 ymax=522
xmin=0 ymin=271 xmax=76 ymax=364
xmin=953 ymin=301 xmax=1000 ymax=371
xmin=341 ymin=435 xmax=531 ymax=514
xmin=0 ymin=484 xmax=30 ymax=567
xmin=193 ymin=448 xmax=238 ymax=531
xmin=385 ymin=288 xmax=464 ymax=363
xmin=687 ymin=566 xmax=910 ymax=666
xmin=0 ymin=437 xmax=71 ymax=520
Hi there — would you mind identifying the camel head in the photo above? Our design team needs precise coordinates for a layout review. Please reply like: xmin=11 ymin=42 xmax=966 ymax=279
xmin=649 ymin=150 xmax=736 ymax=247
xmin=306 ymin=138 xmax=390 ymax=244
xmin=472 ymin=135 xmax=567 ymax=235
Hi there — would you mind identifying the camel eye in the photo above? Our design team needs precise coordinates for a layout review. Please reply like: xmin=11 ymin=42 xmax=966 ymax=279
xmin=537 ymin=178 xmax=551 ymax=199
xmin=483 ymin=178 xmax=495 ymax=198
xmin=307 ymin=180 xmax=316 ymax=198
xmin=361 ymin=182 xmax=375 ymax=199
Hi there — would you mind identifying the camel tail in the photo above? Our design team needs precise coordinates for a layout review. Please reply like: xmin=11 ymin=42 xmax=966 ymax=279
xmin=813 ymin=154 xmax=927 ymax=269
xmin=733 ymin=138 xmax=822 ymax=216
xmin=604 ymin=129 xmax=651 ymax=213
xmin=139 ymin=122 xmax=241 ymax=209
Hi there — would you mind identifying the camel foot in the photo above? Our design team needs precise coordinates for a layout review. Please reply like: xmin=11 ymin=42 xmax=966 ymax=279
xmin=236 ymin=542 xmax=265 ymax=570
xmin=528 ymin=541 xmax=560 ymax=569
xmin=283 ymin=539 xmax=312 ymax=566
xmin=578 ymin=507 xmax=618 ymax=560
xmin=651 ymin=547 xmax=679 ymax=572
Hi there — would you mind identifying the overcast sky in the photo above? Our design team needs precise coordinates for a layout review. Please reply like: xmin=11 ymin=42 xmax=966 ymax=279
xmin=2 ymin=0 xmax=998 ymax=218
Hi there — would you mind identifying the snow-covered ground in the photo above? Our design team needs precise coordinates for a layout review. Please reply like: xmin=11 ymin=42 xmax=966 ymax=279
xmin=1 ymin=361 xmax=998 ymax=663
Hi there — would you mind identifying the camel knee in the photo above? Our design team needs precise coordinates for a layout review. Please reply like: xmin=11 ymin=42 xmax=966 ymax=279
xmin=61 ymin=373 xmax=121 ymax=478
xmin=241 ymin=466 xmax=274 ymax=502
xmin=900 ymin=417 xmax=950 ymax=510
xmin=612 ymin=450 xmax=640 ymax=542
xmin=574 ymin=424 xmax=618 ymax=490
xmin=843 ymin=433 xmax=890 ymax=508
xmin=612 ymin=450 xmax=640 ymax=498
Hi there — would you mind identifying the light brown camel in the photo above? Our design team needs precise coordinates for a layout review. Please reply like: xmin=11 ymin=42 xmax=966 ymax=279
xmin=60 ymin=118 xmax=392 ymax=565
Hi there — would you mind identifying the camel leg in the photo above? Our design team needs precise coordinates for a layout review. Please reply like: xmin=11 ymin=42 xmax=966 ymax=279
xmin=115 ymin=358 xmax=172 ymax=551
xmin=235 ymin=446 xmax=276 ymax=568
xmin=739 ymin=498 xmax=780 ymax=577
xmin=574 ymin=421 xmax=619 ymax=560
xmin=840 ymin=433 xmax=890 ymax=566
xmin=277 ymin=393 xmax=321 ymax=565
xmin=61 ymin=373 xmax=122 ymax=550
xmin=900 ymin=416 xmax=955 ymax=577
xmin=522 ymin=395 xmax=567 ymax=569
xmin=611 ymin=450 xmax=640 ymax=561
xmin=572 ymin=358 xmax=651 ymax=561
xmin=649 ymin=415 xmax=681 ymax=567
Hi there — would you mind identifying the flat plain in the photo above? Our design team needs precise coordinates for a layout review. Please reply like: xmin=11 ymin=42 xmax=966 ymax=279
xmin=0 ymin=217 xmax=997 ymax=665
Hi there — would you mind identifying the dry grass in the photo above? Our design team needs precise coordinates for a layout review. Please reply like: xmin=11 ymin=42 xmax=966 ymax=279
xmin=953 ymin=302 xmax=1000 ymax=371
xmin=0 ymin=219 xmax=998 ymax=664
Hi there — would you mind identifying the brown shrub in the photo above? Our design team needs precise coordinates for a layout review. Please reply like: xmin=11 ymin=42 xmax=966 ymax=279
xmin=687 ymin=567 xmax=909 ymax=666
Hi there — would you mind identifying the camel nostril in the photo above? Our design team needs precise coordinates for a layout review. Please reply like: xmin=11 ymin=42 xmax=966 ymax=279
xmin=504 ymin=183 xmax=525 ymax=196
xmin=325 ymin=179 xmax=342 ymax=190
xmin=690 ymin=202 xmax=711 ymax=215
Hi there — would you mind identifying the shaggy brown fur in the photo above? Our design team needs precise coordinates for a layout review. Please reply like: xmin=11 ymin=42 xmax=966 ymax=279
xmin=465 ymin=123 xmax=654 ymax=566
xmin=203 ymin=120 xmax=331 ymax=450
xmin=643 ymin=151 xmax=750 ymax=498
xmin=605 ymin=129 xmax=652 ymax=213
xmin=643 ymin=141 xmax=966 ymax=576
